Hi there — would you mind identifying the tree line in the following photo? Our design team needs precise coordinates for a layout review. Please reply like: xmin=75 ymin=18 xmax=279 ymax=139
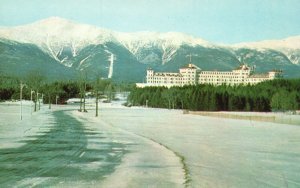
xmin=1 ymin=75 xmax=79 ymax=103
xmin=0 ymin=71 xmax=134 ymax=101
xmin=128 ymin=79 xmax=300 ymax=112
xmin=0 ymin=71 xmax=133 ymax=115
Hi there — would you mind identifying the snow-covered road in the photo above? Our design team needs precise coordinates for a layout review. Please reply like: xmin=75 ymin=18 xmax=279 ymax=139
xmin=1 ymin=102 xmax=300 ymax=187
xmin=0 ymin=104 xmax=184 ymax=187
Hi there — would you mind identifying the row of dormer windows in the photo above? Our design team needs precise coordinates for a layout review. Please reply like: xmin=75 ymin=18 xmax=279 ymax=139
xmin=199 ymin=75 xmax=244 ymax=79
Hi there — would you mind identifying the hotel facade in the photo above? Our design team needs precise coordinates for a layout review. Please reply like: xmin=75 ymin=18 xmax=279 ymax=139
xmin=136 ymin=64 xmax=282 ymax=88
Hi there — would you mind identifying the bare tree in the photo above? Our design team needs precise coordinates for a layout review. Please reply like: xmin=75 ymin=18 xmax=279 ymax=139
xmin=94 ymin=77 xmax=109 ymax=117
xmin=95 ymin=77 xmax=100 ymax=117
xmin=26 ymin=70 xmax=44 ymax=112
xmin=78 ymin=71 xmax=88 ymax=112
xmin=104 ymin=83 xmax=114 ymax=102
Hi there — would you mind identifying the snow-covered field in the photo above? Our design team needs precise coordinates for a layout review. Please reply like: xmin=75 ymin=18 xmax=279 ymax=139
xmin=99 ymin=105 xmax=300 ymax=188
xmin=189 ymin=111 xmax=300 ymax=126
xmin=1 ymin=100 xmax=300 ymax=187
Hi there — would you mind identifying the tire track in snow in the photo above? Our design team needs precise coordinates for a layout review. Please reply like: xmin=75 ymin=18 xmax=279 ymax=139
xmin=144 ymin=136 xmax=191 ymax=188
xmin=0 ymin=110 xmax=128 ymax=187
xmin=98 ymin=119 xmax=190 ymax=187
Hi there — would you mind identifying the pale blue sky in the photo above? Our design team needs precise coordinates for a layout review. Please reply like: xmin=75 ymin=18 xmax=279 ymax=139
xmin=0 ymin=0 xmax=299 ymax=44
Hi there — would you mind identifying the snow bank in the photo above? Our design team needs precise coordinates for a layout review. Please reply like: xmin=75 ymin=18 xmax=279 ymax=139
xmin=188 ymin=111 xmax=300 ymax=126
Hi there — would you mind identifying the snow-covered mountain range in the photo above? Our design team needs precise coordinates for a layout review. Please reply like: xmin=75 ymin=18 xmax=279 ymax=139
xmin=0 ymin=17 xmax=212 ymax=66
xmin=234 ymin=36 xmax=300 ymax=50
xmin=0 ymin=17 xmax=299 ymax=81
xmin=233 ymin=36 xmax=300 ymax=65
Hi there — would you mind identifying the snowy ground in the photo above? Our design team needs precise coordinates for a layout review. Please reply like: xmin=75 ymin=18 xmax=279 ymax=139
xmin=0 ymin=100 xmax=300 ymax=187
xmin=0 ymin=101 xmax=55 ymax=149
xmin=99 ymin=105 xmax=300 ymax=188
xmin=189 ymin=111 xmax=300 ymax=126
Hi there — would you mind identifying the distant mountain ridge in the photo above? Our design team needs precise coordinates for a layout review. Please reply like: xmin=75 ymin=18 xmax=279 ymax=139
xmin=0 ymin=17 xmax=299 ymax=82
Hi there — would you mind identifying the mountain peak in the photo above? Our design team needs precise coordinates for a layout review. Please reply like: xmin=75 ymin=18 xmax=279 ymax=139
xmin=0 ymin=17 xmax=213 ymax=47
xmin=0 ymin=17 xmax=115 ymax=46
xmin=34 ymin=16 xmax=76 ymax=26
xmin=233 ymin=35 xmax=300 ymax=50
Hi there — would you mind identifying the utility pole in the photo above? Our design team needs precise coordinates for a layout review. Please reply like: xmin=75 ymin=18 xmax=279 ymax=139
xmin=34 ymin=91 xmax=38 ymax=112
xmin=30 ymin=90 xmax=35 ymax=115
xmin=79 ymin=90 xmax=83 ymax=112
xmin=95 ymin=89 xmax=99 ymax=117
xmin=38 ymin=93 xmax=43 ymax=110
xmin=48 ymin=94 xmax=52 ymax=109
xmin=83 ymin=82 xmax=87 ymax=112
xmin=38 ymin=93 xmax=41 ymax=110
xmin=20 ymin=82 xmax=27 ymax=120
xmin=56 ymin=95 xmax=59 ymax=106
xmin=37 ymin=92 xmax=40 ymax=111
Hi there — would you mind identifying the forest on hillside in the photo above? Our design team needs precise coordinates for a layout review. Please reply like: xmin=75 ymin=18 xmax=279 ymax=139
xmin=128 ymin=79 xmax=300 ymax=112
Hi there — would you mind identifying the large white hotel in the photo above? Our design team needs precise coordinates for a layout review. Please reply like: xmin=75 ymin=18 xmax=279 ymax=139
xmin=136 ymin=63 xmax=282 ymax=88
